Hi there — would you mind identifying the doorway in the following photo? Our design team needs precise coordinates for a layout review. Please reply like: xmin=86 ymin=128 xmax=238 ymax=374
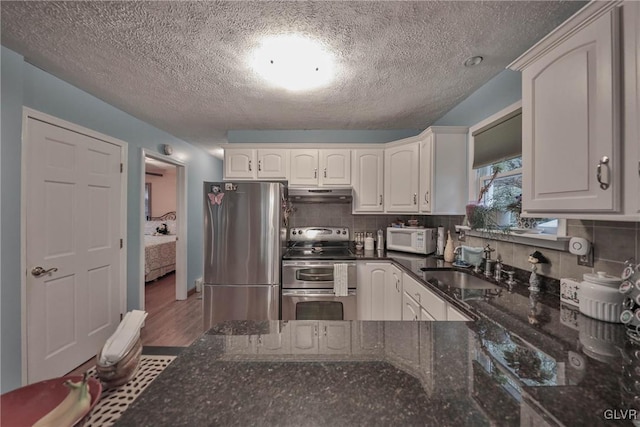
xmin=139 ymin=149 xmax=187 ymax=309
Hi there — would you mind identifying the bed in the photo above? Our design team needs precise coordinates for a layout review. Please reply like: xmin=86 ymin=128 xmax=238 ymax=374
xmin=144 ymin=211 xmax=177 ymax=282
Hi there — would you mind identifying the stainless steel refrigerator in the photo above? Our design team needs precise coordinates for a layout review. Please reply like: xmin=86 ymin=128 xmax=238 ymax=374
xmin=203 ymin=181 xmax=286 ymax=327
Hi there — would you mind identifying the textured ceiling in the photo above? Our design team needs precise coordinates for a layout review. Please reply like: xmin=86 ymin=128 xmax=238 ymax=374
xmin=1 ymin=1 xmax=586 ymax=152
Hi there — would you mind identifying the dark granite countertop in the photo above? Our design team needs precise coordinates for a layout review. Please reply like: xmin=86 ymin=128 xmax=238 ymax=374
xmin=115 ymin=252 xmax=638 ymax=426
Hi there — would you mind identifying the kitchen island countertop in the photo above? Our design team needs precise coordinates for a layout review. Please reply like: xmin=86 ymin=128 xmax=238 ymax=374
xmin=115 ymin=253 xmax=636 ymax=426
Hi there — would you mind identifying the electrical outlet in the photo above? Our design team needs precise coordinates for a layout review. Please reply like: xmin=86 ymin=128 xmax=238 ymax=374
xmin=577 ymin=251 xmax=594 ymax=267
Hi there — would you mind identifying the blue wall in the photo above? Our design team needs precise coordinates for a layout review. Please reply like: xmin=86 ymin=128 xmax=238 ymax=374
xmin=434 ymin=70 xmax=522 ymax=126
xmin=1 ymin=46 xmax=222 ymax=392
xmin=228 ymin=129 xmax=421 ymax=143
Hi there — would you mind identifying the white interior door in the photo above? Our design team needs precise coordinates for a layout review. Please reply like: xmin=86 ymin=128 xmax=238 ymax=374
xmin=25 ymin=118 xmax=123 ymax=383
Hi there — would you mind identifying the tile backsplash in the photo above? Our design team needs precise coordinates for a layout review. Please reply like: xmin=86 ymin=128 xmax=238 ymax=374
xmin=289 ymin=203 xmax=639 ymax=281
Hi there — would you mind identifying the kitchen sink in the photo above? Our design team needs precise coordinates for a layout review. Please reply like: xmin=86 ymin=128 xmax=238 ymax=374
xmin=420 ymin=269 xmax=502 ymax=290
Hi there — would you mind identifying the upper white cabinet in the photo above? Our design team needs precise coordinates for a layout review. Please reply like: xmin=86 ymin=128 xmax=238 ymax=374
xmin=419 ymin=127 xmax=468 ymax=214
xmin=509 ymin=3 xmax=623 ymax=214
xmin=623 ymin=1 xmax=640 ymax=217
xmin=224 ymin=148 xmax=288 ymax=180
xmin=290 ymin=149 xmax=351 ymax=186
xmin=352 ymin=149 xmax=384 ymax=213
xmin=384 ymin=141 xmax=420 ymax=212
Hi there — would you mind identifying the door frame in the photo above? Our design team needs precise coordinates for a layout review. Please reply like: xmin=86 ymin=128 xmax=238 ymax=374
xmin=139 ymin=149 xmax=188 ymax=307
xmin=20 ymin=107 xmax=128 ymax=385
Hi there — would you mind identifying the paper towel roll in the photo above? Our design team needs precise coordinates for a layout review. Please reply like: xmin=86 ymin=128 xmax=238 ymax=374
xmin=436 ymin=226 xmax=445 ymax=256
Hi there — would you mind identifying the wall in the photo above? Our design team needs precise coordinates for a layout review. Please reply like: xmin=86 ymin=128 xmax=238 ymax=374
xmin=1 ymin=46 xmax=223 ymax=392
xmin=146 ymin=169 xmax=177 ymax=217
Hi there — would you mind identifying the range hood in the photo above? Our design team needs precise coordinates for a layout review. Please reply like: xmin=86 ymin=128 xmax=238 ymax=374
xmin=288 ymin=187 xmax=353 ymax=203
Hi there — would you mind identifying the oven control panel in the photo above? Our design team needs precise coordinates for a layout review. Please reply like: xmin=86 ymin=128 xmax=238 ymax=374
xmin=289 ymin=227 xmax=350 ymax=242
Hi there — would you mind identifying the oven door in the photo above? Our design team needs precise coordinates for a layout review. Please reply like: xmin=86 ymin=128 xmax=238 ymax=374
xmin=282 ymin=261 xmax=356 ymax=290
xmin=282 ymin=290 xmax=357 ymax=321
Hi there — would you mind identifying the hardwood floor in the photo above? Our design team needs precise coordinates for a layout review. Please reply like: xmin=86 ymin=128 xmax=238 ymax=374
xmin=67 ymin=273 xmax=203 ymax=375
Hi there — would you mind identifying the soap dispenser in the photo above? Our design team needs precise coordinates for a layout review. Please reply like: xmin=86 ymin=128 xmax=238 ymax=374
xmin=444 ymin=231 xmax=455 ymax=262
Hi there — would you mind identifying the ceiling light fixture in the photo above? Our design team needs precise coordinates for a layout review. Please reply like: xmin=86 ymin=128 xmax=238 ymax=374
xmin=250 ymin=34 xmax=335 ymax=92
xmin=464 ymin=56 xmax=483 ymax=68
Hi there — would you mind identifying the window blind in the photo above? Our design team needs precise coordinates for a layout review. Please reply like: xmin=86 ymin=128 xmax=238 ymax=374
xmin=472 ymin=109 xmax=522 ymax=169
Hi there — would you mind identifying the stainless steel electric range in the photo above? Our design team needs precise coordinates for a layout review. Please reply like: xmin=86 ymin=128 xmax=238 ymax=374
xmin=281 ymin=227 xmax=357 ymax=320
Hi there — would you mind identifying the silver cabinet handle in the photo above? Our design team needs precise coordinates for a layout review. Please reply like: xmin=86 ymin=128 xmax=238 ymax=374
xmin=395 ymin=277 xmax=399 ymax=292
xmin=424 ymin=191 xmax=429 ymax=203
xmin=248 ymin=160 xmax=252 ymax=171
xmin=314 ymin=168 xmax=317 ymax=179
xmin=258 ymin=160 xmax=262 ymax=171
xmin=314 ymin=324 xmax=318 ymax=336
xmin=324 ymin=168 xmax=327 ymax=178
xmin=413 ymin=193 xmax=417 ymax=205
xmin=323 ymin=325 xmax=327 ymax=336
xmin=31 ymin=266 xmax=58 ymax=277
xmin=379 ymin=195 xmax=383 ymax=206
xmin=597 ymin=156 xmax=610 ymax=190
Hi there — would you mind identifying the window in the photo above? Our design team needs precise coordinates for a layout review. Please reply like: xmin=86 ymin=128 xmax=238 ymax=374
xmin=469 ymin=102 xmax=563 ymax=237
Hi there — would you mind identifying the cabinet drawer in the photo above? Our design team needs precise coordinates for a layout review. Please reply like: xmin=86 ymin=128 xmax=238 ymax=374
xmin=403 ymin=273 xmax=447 ymax=321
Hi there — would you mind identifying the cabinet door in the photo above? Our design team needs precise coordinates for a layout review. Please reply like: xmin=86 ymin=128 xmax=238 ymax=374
xmin=420 ymin=307 xmax=435 ymax=321
xmin=358 ymin=262 xmax=388 ymax=320
xmin=290 ymin=150 xmax=319 ymax=185
xmin=225 ymin=335 xmax=257 ymax=355
xmin=319 ymin=321 xmax=351 ymax=354
xmin=624 ymin=2 xmax=640 ymax=216
xmin=224 ymin=149 xmax=256 ymax=179
xmin=320 ymin=149 xmax=351 ymax=185
xmin=384 ymin=264 xmax=403 ymax=320
xmin=384 ymin=143 xmax=419 ymax=212
xmin=402 ymin=291 xmax=421 ymax=321
xmin=290 ymin=321 xmax=319 ymax=354
xmin=404 ymin=272 xmax=447 ymax=321
xmin=521 ymin=9 xmax=620 ymax=212
xmin=352 ymin=149 xmax=384 ymax=212
xmin=419 ymin=134 xmax=433 ymax=213
xmin=257 ymin=149 xmax=289 ymax=179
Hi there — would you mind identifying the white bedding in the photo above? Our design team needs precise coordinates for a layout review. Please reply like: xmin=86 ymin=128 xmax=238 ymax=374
xmin=144 ymin=234 xmax=176 ymax=282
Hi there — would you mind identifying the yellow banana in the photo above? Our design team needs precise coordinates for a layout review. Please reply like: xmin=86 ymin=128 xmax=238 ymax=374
xmin=33 ymin=372 xmax=92 ymax=427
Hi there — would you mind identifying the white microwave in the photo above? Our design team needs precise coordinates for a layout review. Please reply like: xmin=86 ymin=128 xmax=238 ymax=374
xmin=386 ymin=227 xmax=437 ymax=255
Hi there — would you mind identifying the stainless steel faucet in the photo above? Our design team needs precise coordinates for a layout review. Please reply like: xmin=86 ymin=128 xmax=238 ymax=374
xmin=483 ymin=244 xmax=495 ymax=277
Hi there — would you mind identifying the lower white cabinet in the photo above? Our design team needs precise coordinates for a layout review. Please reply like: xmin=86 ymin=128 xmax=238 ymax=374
xmin=290 ymin=321 xmax=351 ymax=355
xmin=447 ymin=305 xmax=472 ymax=321
xmin=403 ymin=273 xmax=447 ymax=321
xmin=402 ymin=292 xmax=421 ymax=321
xmin=357 ymin=261 xmax=402 ymax=320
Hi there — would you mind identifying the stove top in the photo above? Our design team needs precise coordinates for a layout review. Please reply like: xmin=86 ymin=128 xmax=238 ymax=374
xmin=283 ymin=227 xmax=354 ymax=260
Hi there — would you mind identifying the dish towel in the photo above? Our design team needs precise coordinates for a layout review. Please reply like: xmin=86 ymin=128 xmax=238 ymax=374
xmin=99 ymin=310 xmax=148 ymax=366
xmin=333 ymin=264 xmax=348 ymax=297
xmin=461 ymin=246 xmax=484 ymax=267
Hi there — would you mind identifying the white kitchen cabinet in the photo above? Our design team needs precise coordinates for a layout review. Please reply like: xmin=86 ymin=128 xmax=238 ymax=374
xmin=290 ymin=149 xmax=351 ymax=186
xmin=357 ymin=261 xmax=403 ymax=321
xmin=419 ymin=127 xmax=468 ymax=215
xmin=290 ymin=149 xmax=319 ymax=186
xmin=384 ymin=264 xmax=403 ymax=320
xmin=403 ymin=272 xmax=447 ymax=321
xmin=384 ymin=141 xmax=420 ymax=212
xmin=223 ymin=148 xmax=288 ymax=180
xmin=623 ymin=1 xmax=640 ymax=217
xmin=510 ymin=4 xmax=621 ymax=213
xmin=352 ymin=149 xmax=384 ymax=213
xmin=224 ymin=148 xmax=256 ymax=179
xmin=257 ymin=149 xmax=289 ymax=179
xmin=402 ymin=291 xmax=421 ymax=321
xmin=320 ymin=149 xmax=351 ymax=185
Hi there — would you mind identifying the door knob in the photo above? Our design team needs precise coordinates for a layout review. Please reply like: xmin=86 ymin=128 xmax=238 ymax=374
xmin=31 ymin=266 xmax=58 ymax=277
